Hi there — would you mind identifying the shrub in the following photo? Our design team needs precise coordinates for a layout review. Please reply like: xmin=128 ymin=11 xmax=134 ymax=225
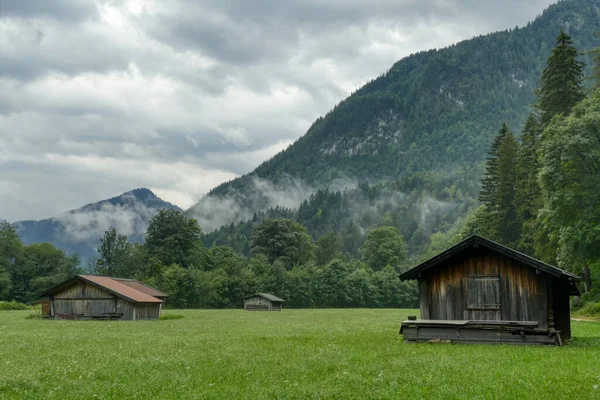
xmin=573 ymin=302 xmax=600 ymax=319
xmin=160 ymin=314 xmax=185 ymax=320
xmin=0 ymin=301 xmax=33 ymax=311
xmin=25 ymin=311 xmax=42 ymax=319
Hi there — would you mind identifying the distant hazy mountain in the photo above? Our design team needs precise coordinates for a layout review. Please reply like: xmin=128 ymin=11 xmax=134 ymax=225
xmin=188 ymin=0 xmax=600 ymax=234
xmin=13 ymin=188 xmax=181 ymax=260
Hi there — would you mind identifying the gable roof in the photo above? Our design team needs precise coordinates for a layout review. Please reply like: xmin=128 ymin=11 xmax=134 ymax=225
xmin=399 ymin=235 xmax=581 ymax=282
xmin=245 ymin=293 xmax=285 ymax=302
xmin=112 ymin=278 xmax=168 ymax=298
xmin=39 ymin=275 xmax=164 ymax=303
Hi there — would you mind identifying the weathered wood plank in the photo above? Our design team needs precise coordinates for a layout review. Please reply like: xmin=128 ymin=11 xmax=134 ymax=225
xmin=419 ymin=280 xmax=430 ymax=319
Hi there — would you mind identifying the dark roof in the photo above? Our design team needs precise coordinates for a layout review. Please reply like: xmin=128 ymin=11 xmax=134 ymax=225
xmin=113 ymin=278 xmax=168 ymax=298
xmin=39 ymin=275 xmax=164 ymax=303
xmin=244 ymin=293 xmax=285 ymax=302
xmin=399 ymin=235 xmax=581 ymax=282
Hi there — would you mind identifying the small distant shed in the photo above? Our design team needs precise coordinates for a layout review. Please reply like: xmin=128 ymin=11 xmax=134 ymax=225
xmin=399 ymin=235 xmax=581 ymax=345
xmin=244 ymin=293 xmax=285 ymax=311
xmin=39 ymin=275 xmax=165 ymax=320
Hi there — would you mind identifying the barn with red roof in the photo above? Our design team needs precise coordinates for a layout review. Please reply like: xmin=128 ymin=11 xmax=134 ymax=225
xmin=39 ymin=275 xmax=166 ymax=320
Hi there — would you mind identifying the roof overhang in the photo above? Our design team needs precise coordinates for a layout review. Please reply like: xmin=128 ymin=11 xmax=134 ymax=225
xmin=399 ymin=235 xmax=581 ymax=283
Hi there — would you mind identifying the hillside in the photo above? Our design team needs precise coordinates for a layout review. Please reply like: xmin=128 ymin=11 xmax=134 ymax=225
xmin=189 ymin=0 xmax=600 ymax=235
xmin=13 ymin=188 xmax=181 ymax=260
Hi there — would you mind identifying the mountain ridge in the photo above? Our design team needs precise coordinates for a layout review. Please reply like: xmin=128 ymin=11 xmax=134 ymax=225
xmin=13 ymin=188 xmax=181 ymax=260
xmin=188 ymin=0 xmax=600 ymax=234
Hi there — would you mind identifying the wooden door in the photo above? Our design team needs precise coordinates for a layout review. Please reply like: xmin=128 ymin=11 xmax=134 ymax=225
xmin=463 ymin=276 xmax=501 ymax=320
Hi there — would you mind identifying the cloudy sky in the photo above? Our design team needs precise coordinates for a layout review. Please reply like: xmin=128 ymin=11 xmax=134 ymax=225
xmin=0 ymin=0 xmax=555 ymax=222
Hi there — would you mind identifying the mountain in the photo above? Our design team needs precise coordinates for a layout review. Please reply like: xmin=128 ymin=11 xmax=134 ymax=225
xmin=189 ymin=0 xmax=600 ymax=236
xmin=13 ymin=188 xmax=181 ymax=261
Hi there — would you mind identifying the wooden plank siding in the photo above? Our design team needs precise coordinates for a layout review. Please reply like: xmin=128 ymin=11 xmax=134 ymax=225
xmin=116 ymin=298 xmax=134 ymax=320
xmin=423 ymin=250 xmax=547 ymax=327
xmin=54 ymin=281 xmax=114 ymax=299
xmin=244 ymin=296 xmax=283 ymax=311
xmin=135 ymin=303 xmax=161 ymax=320
xmin=53 ymin=281 xmax=117 ymax=317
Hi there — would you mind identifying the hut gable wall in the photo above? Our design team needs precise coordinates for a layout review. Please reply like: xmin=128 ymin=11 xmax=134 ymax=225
xmin=54 ymin=281 xmax=114 ymax=299
xmin=424 ymin=249 xmax=548 ymax=327
xmin=53 ymin=281 xmax=117 ymax=316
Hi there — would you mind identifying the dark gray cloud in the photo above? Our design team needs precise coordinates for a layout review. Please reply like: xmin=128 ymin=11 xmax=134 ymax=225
xmin=0 ymin=0 xmax=98 ymax=21
xmin=0 ymin=0 xmax=555 ymax=222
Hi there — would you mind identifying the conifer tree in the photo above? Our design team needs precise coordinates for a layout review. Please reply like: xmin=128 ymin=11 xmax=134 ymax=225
xmin=536 ymin=31 xmax=585 ymax=127
xmin=592 ymin=35 xmax=600 ymax=90
xmin=494 ymin=128 xmax=520 ymax=247
xmin=514 ymin=115 xmax=543 ymax=254
xmin=477 ymin=123 xmax=520 ymax=246
xmin=479 ymin=123 xmax=510 ymax=206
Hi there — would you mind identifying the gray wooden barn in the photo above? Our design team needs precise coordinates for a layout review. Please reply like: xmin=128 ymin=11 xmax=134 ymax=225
xmin=244 ymin=293 xmax=285 ymax=311
xmin=39 ymin=275 xmax=166 ymax=320
xmin=399 ymin=235 xmax=581 ymax=345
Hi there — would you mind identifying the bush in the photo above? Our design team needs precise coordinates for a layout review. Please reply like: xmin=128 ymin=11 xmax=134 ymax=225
xmin=25 ymin=311 xmax=42 ymax=319
xmin=0 ymin=301 xmax=33 ymax=311
xmin=573 ymin=302 xmax=600 ymax=319
xmin=160 ymin=314 xmax=185 ymax=320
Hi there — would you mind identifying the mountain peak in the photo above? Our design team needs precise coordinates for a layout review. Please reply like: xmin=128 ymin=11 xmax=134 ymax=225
xmin=121 ymin=188 xmax=157 ymax=201
xmin=13 ymin=188 xmax=182 ymax=261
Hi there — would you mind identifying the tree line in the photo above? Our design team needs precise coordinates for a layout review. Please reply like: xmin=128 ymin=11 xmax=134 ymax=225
xmin=0 ymin=211 xmax=417 ymax=308
xmin=89 ymin=212 xmax=417 ymax=309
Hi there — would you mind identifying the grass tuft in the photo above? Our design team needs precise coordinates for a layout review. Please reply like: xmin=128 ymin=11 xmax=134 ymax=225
xmin=159 ymin=313 xmax=185 ymax=320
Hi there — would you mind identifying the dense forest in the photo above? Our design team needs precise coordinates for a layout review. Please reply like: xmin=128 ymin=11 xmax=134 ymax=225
xmin=187 ymin=0 xmax=600 ymax=233
xmin=1 ymin=0 xmax=600 ymax=310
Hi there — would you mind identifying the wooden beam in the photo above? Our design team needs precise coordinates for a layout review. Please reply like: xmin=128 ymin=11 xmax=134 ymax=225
xmin=53 ymin=297 xmax=114 ymax=300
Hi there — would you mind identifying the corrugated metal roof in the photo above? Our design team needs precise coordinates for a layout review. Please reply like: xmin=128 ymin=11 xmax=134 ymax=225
xmin=245 ymin=293 xmax=285 ymax=302
xmin=79 ymin=275 xmax=163 ymax=303
xmin=113 ymin=278 xmax=168 ymax=298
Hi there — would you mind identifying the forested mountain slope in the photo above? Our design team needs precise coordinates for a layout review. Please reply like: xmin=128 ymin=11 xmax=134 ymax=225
xmin=13 ymin=189 xmax=181 ymax=260
xmin=189 ymin=0 xmax=600 ymax=233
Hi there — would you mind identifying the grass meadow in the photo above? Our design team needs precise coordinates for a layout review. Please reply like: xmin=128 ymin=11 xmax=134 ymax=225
xmin=0 ymin=309 xmax=599 ymax=399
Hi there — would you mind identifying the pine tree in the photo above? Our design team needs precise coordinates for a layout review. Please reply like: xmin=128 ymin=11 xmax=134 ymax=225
xmin=479 ymin=123 xmax=510 ymax=206
xmin=477 ymin=123 xmax=520 ymax=246
xmin=514 ymin=115 xmax=543 ymax=254
xmin=592 ymin=34 xmax=600 ymax=90
xmin=494 ymin=128 xmax=520 ymax=247
xmin=536 ymin=31 xmax=585 ymax=127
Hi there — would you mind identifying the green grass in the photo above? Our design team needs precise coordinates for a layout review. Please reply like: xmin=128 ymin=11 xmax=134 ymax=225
xmin=0 ymin=309 xmax=599 ymax=399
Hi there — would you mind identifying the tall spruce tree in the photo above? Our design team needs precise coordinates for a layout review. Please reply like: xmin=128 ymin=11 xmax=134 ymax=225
xmin=532 ymin=31 xmax=585 ymax=264
xmin=592 ymin=35 xmax=600 ymax=90
xmin=479 ymin=123 xmax=510 ymax=206
xmin=536 ymin=31 xmax=585 ymax=127
xmin=494 ymin=128 xmax=520 ymax=247
xmin=514 ymin=115 xmax=543 ymax=254
xmin=477 ymin=123 xmax=520 ymax=246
